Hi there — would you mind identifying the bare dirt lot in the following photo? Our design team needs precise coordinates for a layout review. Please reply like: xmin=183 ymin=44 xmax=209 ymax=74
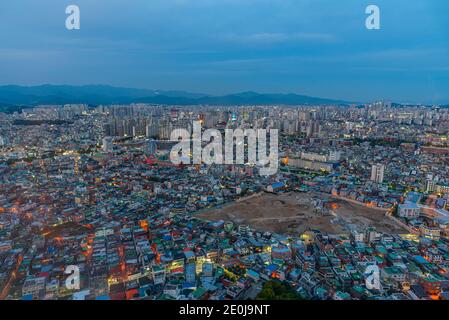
xmin=197 ymin=191 xmax=406 ymax=235
xmin=333 ymin=197 xmax=406 ymax=234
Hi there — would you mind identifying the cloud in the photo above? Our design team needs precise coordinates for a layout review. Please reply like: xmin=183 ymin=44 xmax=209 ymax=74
xmin=222 ymin=32 xmax=337 ymax=45
xmin=0 ymin=0 xmax=448 ymax=103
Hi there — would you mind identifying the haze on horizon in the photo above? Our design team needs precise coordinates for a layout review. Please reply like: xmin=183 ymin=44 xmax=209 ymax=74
xmin=0 ymin=0 xmax=448 ymax=104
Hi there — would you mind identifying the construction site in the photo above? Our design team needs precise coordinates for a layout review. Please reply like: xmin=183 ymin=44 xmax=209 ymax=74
xmin=197 ymin=191 xmax=407 ymax=235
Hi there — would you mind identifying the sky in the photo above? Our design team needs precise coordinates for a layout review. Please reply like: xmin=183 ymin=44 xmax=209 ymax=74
xmin=0 ymin=0 xmax=448 ymax=104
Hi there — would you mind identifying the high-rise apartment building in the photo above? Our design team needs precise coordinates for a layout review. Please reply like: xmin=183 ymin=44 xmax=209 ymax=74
xmin=370 ymin=164 xmax=385 ymax=184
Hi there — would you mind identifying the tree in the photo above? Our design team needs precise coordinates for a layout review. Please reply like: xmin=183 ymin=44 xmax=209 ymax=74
xmin=256 ymin=280 xmax=302 ymax=300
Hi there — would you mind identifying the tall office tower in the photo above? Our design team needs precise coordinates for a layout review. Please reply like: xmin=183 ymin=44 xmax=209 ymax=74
xmin=146 ymin=124 xmax=159 ymax=138
xmin=113 ymin=119 xmax=125 ymax=136
xmin=102 ymin=137 xmax=114 ymax=153
xmin=123 ymin=119 xmax=136 ymax=137
xmin=136 ymin=118 xmax=148 ymax=137
xmin=282 ymin=119 xmax=296 ymax=134
xmin=159 ymin=121 xmax=172 ymax=140
xmin=303 ymin=121 xmax=321 ymax=137
xmin=312 ymin=121 xmax=321 ymax=136
xmin=103 ymin=123 xmax=114 ymax=137
xmin=298 ymin=111 xmax=311 ymax=121
xmin=286 ymin=110 xmax=295 ymax=121
xmin=370 ymin=164 xmax=385 ymax=184
xmin=425 ymin=175 xmax=436 ymax=193
xmin=0 ymin=135 xmax=5 ymax=147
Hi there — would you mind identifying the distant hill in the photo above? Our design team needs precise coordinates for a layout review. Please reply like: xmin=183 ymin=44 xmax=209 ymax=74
xmin=0 ymin=85 xmax=353 ymax=108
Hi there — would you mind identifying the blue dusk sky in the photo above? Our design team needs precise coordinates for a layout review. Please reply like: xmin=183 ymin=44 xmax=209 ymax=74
xmin=0 ymin=0 xmax=448 ymax=104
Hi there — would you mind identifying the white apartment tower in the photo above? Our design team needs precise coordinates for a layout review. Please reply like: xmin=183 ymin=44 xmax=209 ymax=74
xmin=370 ymin=164 xmax=385 ymax=184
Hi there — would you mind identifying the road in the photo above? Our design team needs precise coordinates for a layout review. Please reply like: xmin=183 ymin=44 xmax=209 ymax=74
xmin=0 ymin=254 xmax=23 ymax=300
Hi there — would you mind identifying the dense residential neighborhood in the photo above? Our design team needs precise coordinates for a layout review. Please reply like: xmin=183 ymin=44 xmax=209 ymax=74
xmin=1 ymin=102 xmax=449 ymax=300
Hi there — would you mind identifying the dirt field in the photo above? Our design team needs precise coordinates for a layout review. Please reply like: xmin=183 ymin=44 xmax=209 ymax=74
xmin=197 ymin=191 xmax=406 ymax=235
xmin=333 ymin=198 xmax=406 ymax=234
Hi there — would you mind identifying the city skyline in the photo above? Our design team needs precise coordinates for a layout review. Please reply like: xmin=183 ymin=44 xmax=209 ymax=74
xmin=2 ymin=0 xmax=449 ymax=304
xmin=2 ymin=102 xmax=449 ymax=301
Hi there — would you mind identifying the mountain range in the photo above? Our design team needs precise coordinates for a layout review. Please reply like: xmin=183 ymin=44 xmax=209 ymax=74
xmin=0 ymin=85 xmax=353 ymax=111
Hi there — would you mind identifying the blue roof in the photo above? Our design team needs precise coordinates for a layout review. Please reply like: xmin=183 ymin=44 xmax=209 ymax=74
xmin=41 ymin=265 xmax=53 ymax=272
xmin=406 ymin=192 xmax=422 ymax=204
xmin=247 ymin=269 xmax=260 ymax=277
xmin=413 ymin=255 xmax=428 ymax=264
xmin=184 ymin=251 xmax=195 ymax=259
xmin=266 ymin=264 xmax=278 ymax=272
xmin=271 ymin=182 xmax=285 ymax=188
xmin=183 ymin=282 xmax=197 ymax=289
